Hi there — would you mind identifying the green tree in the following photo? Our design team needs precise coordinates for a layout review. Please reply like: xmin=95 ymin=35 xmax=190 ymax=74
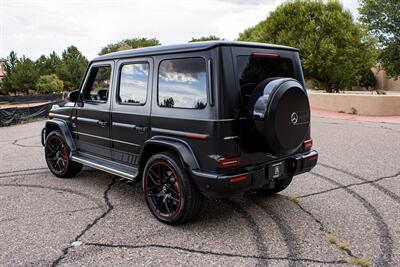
xmin=359 ymin=0 xmax=400 ymax=78
xmin=36 ymin=52 xmax=65 ymax=77
xmin=0 ymin=51 xmax=19 ymax=95
xmin=189 ymin=35 xmax=222 ymax=42
xmin=36 ymin=74 xmax=64 ymax=94
xmin=61 ymin=46 xmax=88 ymax=91
xmin=8 ymin=57 xmax=39 ymax=95
xmin=358 ymin=68 xmax=377 ymax=92
xmin=99 ymin=38 xmax=161 ymax=55
xmin=238 ymin=0 xmax=377 ymax=93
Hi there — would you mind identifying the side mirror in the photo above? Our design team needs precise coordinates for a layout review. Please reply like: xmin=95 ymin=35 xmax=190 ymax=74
xmin=68 ymin=90 xmax=80 ymax=102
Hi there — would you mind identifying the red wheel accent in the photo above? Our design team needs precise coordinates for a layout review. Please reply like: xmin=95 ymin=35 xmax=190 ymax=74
xmin=45 ymin=135 xmax=69 ymax=175
xmin=144 ymin=160 xmax=183 ymax=219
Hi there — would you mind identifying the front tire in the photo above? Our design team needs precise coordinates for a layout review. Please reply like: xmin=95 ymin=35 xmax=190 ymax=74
xmin=256 ymin=176 xmax=293 ymax=195
xmin=143 ymin=152 xmax=204 ymax=225
xmin=45 ymin=130 xmax=82 ymax=178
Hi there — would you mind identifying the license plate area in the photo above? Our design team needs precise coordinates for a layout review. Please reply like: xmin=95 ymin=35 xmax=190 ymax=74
xmin=267 ymin=160 xmax=287 ymax=180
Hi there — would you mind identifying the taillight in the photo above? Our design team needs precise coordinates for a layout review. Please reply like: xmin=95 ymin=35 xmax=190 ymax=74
xmin=303 ymin=139 xmax=313 ymax=151
xmin=218 ymin=156 xmax=240 ymax=169
xmin=229 ymin=175 xmax=247 ymax=183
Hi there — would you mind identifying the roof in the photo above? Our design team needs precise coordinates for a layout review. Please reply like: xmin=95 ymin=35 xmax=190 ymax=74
xmin=93 ymin=41 xmax=298 ymax=61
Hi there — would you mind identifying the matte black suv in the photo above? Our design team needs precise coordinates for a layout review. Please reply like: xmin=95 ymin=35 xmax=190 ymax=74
xmin=41 ymin=41 xmax=318 ymax=224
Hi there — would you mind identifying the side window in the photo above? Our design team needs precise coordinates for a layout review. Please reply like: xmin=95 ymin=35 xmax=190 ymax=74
xmin=118 ymin=63 xmax=149 ymax=104
xmin=83 ymin=65 xmax=112 ymax=102
xmin=158 ymin=58 xmax=207 ymax=109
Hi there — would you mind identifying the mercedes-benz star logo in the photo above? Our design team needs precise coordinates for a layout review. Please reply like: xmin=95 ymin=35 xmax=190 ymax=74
xmin=291 ymin=112 xmax=299 ymax=125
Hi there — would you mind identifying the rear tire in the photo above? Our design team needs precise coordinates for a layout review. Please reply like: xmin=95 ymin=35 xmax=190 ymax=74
xmin=45 ymin=130 xmax=82 ymax=178
xmin=143 ymin=152 xmax=204 ymax=225
xmin=256 ymin=176 xmax=293 ymax=195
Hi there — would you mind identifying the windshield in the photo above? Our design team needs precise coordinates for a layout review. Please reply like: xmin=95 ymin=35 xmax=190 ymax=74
xmin=237 ymin=55 xmax=296 ymax=108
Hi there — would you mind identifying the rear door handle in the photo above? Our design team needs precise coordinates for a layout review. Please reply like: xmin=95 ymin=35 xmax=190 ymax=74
xmin=97 ymin=120 xmax=109 ymax=127
xmin=135 ymin=125 xmax=148 ymax=133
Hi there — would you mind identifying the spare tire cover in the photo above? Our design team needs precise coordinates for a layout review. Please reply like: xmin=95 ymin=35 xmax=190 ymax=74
xmin=250 ymin=78 xmax=310 ymax=155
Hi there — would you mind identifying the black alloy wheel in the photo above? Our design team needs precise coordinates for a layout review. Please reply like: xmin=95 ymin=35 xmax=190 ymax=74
xmin=45 ymin=131 xmax=82 ymax=178
xmin=143 ymin=152 xmax=203 ymax=225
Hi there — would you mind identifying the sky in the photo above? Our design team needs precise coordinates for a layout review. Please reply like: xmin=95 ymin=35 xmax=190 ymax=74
xmin=0 ymin=0 xmax=360 ymax=60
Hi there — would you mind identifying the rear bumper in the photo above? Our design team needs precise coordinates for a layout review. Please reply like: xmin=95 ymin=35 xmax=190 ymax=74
xmin=190 ymin=150 xmax=318 ymax=196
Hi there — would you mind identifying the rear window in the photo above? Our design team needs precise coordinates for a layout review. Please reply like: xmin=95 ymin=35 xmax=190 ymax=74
xmin=237 ymin=55 xmax=296 ymax=107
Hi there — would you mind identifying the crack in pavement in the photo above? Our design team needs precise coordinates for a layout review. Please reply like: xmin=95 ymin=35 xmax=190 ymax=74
xmin=224 ymin=199 xmax=269 ymax=266
xmin=0 ymin=183 xmax=107 ymax=212
xmin=0 ymin=171 xmax=50 ymax=180
xmin=0 ymin=167 xmax=48 ymax=176
xmin=317 ymin=163 xmax=400 ymax=205
xmin=0 ymin=206 xmax=101 ymax=224
xmin=11 ymin=139 xmax=42 ymax=148
xmin=0 ymin=134 xmax=40 ymax=143
xmin=309 ymin=172 xmax=393 ymax=266
xmin=83 ymin=242 xmax=346 ymax=265
xmin=297 ymin=170 xmax=400 ymax=199
xmin=51 ymin=178 xmax=116 ymax=267
xmin=287 ymin=194 xmax=357 ymax=259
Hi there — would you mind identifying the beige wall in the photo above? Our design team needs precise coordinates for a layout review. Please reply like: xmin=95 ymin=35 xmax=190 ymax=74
xmin=309 ymin=92 xmax=400 ymax=116
xmin=374 ymin=68 xmax=400 ymax=91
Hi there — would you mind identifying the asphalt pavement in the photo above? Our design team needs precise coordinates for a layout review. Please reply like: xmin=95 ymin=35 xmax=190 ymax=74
xmin=0 ymin=117 xmax=399 ymax=267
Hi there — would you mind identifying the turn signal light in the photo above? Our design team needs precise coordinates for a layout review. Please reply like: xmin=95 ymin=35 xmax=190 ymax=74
xmin=218 ymin=156 xmax=240 ymax=169
xmin=303 ymin=139 xmax=313 ymax=151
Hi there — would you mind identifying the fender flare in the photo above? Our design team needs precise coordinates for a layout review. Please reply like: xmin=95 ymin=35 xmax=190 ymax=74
xmin=140 ymin=136 xmax=200 ymax=170
xmin=44 ymin=119 xmax=77 ymax=152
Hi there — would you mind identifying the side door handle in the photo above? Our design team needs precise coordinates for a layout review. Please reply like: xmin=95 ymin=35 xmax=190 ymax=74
xmin=97 ymin=120 xmax=109 ymax=127
xmin=135 ymin=125 xmax=148 ymax=133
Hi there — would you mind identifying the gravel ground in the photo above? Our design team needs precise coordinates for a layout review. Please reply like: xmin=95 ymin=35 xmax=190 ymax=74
xmin=0 ymin=117 xmax=399 ymax=267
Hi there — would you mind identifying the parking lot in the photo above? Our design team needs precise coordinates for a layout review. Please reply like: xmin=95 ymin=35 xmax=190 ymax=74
xmin=0 ymin=116 xmax=399 ymax=267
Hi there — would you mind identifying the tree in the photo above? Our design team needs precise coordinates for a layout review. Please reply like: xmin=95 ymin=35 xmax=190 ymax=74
xmin=36 ymin=52 xmax=65 ymax=77
xmin=0 ymin=51 xmax=18 ymax=95
xmin=359 ymin=68 xmax=377 ymax=91
xmin=36 ymin=74 xmax=64 ymax=94
xmin=99 ymin=38 xmax=161 ymax=55
xmin=61 ymin=46 xmax=88 ymax=91
xmin=161 ymin=97 xmax=174 ymax=108
xmin=358 ymin=68 xmax=377 ymax=92
xmin=8 ymin=57 xmax=39 ymax=95
xmin=189 ymin=35 xmax=222 ymax=42
xmin=238 ymin=0 xmax=377 ymax=93
xmin=359 ymin=0 xmax=400 ymax=78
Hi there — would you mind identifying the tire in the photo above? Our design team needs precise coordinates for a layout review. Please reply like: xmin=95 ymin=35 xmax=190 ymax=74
xmin=142 ymin=152 xmax=204 ymax=225
xmin=44 ymin=130 xmax=82 ymax=178
xmin=255 ymin=176 xmax=293 ymax=195
xmin=247 ymin=78 xmax=310 ymax=155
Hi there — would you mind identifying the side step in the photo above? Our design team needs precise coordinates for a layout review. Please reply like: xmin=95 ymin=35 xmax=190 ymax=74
xmin=71 ymin=152 xmax=138 ymax=180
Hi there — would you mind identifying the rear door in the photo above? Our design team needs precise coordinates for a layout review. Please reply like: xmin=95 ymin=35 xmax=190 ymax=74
xmin=110 ymin=58 xmax=152 ymax=166
xmin=75 ymin=61 xmax=113 ymax=159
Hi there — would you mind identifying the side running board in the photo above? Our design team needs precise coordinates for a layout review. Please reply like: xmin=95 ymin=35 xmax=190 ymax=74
xmin=71 ymin=152 xmax=138 ymax=180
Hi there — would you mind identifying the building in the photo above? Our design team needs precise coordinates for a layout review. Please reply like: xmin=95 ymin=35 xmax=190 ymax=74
xmin=374 ymin=68 xmax=400 ymax=92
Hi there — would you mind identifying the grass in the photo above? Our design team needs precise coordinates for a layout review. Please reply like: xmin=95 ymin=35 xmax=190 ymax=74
xmin=349 ymin=107 xmax=358 ymax=115
xmin=345 ymin=256 xmax=371 ymax=267
xmin=286 ymin=195 xmax=299 ymax=204
xmin=325 ymin=233 xmax=349 ymax=251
